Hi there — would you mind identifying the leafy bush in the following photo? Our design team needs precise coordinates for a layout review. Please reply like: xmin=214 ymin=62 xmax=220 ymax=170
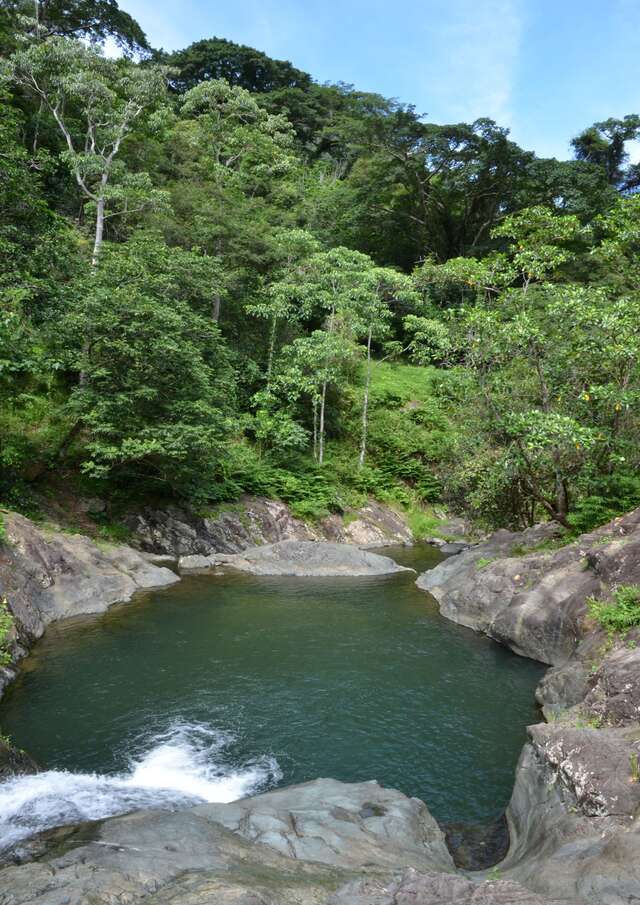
xmin=569 ymin=474 xmax=640 ymax=535
xmin=0 ymin=598 xmax=14 ymax=667
xmin=588 ymin=585 xmax=640 ymax=634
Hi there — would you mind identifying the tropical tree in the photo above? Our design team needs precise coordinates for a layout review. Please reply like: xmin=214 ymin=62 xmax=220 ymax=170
xmin=5 ymin=38 xmax=169 ymax=266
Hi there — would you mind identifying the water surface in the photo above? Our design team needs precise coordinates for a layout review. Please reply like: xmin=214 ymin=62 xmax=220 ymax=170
xmin=0 ymin=545 xmax=544 ymax=848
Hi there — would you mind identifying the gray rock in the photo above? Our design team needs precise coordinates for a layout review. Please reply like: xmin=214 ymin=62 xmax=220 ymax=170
xmin=127 ymin=497 xmax=414 ymax=557
xmin=0 ymin=739 xmax=38 ymax=781
xmin=0 ymin=513 xmax=180 ymax=665
xmin=0 ymin=779 xmax=455 ymax=904
xmin=416 ymin=522 xmax=579 ymax=664
xmin=217 ymin=541 xmax=412 ymax=576
xmin=320 ymin=501 xmax=413 ymax=547
xmin=329 ymin=869 xmax=571 ymax=904
xmin=501 ymin=733 xmax=640 ymax=904
xmin=582 ymin=640 xmax=640 ymax=726
xmin=439 ymin=542 xmax=471 ymax=555
xmin=126 ymin=497 xmax=318 ymax=556
xmin=177 ymin=553 xmax=218 ymax=572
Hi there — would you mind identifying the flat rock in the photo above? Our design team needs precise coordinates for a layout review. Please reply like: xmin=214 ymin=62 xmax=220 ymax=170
xmin=329 ymin=869 xmax=572 ymax=904
xmin=0 ymin=779 xmax=456 ymax=904
xmin=177 ymin=553 xmax=218 ymax=572
xmin=217 ymin=541 xmax=412 ymax=576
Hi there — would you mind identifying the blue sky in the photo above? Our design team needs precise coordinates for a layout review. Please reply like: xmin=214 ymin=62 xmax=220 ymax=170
xmin=121 ymin=0 xmax=640 ymax=161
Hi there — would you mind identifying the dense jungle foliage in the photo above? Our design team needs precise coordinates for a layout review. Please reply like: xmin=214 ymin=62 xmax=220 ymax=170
xmin=1 ymin=0 xmax=639 ymax=534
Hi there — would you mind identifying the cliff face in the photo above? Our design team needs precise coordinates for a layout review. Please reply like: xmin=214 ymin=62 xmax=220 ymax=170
xmin=125 ymin=496 xmax=413 ymax=555
xmin=416 ymin=509 xmax=640 ymax=904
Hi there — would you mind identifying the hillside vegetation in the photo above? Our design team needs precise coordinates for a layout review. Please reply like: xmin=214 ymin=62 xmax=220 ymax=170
xmin=1 ymin=1 xmax=639 ymax=535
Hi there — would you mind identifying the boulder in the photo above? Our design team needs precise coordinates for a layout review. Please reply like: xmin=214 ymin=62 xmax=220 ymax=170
xmin=438 ymin=541 xmax=471 ymax=555
xmin=177 ymin=553 xmax=218 ymax=572
xmin=501 ymin=730 xmax=640 ymax=904
xmin=320 ymin=501 xmax=413 ymax=547
xmin=416 ymin=522 xmax=578 ymax=664
xmin=581 ymin=639 xmax=640 ymax=726
xmin=217 ymin=541 xmax=412 ymax=576
xmin=127 ymin=497 xmax=414 ymax=557
xmin=0 ymin=739 xmax=38 ymax=781
xmin=126 ymin=497 xmax=317 ymax=556
xmin=0 ymin=513 xmax=180 ymax=683
xmin=0 ymin=779 xmax=457 ymax=904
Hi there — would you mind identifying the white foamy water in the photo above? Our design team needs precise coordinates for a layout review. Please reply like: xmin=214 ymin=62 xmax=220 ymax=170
xmin=0 ymin=723 xmax=281 ymax=852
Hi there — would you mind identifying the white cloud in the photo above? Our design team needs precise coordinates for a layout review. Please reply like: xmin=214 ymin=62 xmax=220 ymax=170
xmin=626 ymin=138 xmax=640 ymax=165
xmin=416 ymin=0 xmax=524 ymax=127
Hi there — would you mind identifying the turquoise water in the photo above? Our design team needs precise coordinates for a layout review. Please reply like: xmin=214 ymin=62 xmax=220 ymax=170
xmin=0 ymin=545 xmax=544 ymax=837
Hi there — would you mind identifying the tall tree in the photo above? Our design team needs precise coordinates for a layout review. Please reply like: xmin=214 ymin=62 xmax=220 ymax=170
xmin=160 ymin=37 xmax=311 ymax=94
xmin=3 ymin=0 xmax=148 ymax=54
xmin=572 ymin=115 xmax=640 ymax=190
xmin=6 ymin=38 xmax=169 ymax=267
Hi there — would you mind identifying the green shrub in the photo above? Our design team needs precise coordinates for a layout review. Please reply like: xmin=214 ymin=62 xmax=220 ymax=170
xmin=569 ymin=473 xmax=640 ymax=535
xmin=0 ymin=598 xmax=14 ymax=667
xmin=588 ymin=585 xmax=640 ymax=635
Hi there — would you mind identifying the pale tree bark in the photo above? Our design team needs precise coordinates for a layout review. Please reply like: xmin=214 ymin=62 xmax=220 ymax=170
xmin=266 ymin=315 xmax=278 ymax=385
xmin=212 ymin=238 xmax=223 ymax=321
xmin=318 ymin=380 xmax=327 ymax=465
xmin=358 ymin=325 xmax=373 ymax=469
xmin=312 ymin=399 xmax=318 ymax=462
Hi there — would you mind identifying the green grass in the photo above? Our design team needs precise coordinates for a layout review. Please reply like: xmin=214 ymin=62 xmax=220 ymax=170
xmin=405 ymin=507 xmax=447 ymax=540
xmin=368 ymin=360 xmax=438 ymax=403
xmin=532 ymin=534 xmax=574 ymax=554
xmin=0 ymin=597 xmax=14 ymax=667
xmin=477 ymin=556 xmax=497 ymax=569
xmin=588 ymin=585 xmax=640 ymax=635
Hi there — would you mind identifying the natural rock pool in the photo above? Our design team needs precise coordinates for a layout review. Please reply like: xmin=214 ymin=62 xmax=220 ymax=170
xmin=0 ymin=545 xmax=544 ymax=850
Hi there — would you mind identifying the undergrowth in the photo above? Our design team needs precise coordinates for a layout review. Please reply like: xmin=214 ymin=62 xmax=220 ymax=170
xmin=0 ymin=597 xmax=14 ymax=667
xmin=588 ymin=585 xmax=640 ymax=635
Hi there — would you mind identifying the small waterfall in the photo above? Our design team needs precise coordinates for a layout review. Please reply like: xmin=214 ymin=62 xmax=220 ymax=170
xmin=0 ymin=722 xmax=281 ymax=852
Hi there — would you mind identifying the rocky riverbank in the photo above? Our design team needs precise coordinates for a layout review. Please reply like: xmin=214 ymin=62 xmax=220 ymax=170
xmin=0 ymin=497 xmax=415 ymax=693
xmin=0 ymin=778 xmax=564 ymax=904
xmin=416 ymin=508 xmax=640 ymax=904
xmin=0 ymin=502 xmax=639 ymax=903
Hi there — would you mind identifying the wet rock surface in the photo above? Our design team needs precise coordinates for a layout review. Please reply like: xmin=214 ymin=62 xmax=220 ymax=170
xmin=217 ymin=540 xmax=413 ymax=576
xmin=443 ymin=814 xmax=510 ymax=871
xmin=0 ymin=779 xmax=570 ymax=905
xmin=0 ymin=739 xmax=38 ymax=781
xmin=416 ymin=508 xmax=640 ymax=904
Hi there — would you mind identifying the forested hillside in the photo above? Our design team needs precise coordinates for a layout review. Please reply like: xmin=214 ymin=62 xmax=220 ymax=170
xmin=1 ymin=0 xmax=639 ymax=535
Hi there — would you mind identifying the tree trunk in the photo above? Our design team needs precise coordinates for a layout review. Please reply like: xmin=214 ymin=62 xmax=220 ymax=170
xmin=358 ymin=325 xmax=373 ymax=469
xmin=80 ymin=192 xmax=105 ymax=387
xmin=212 ymin=238 xmax=223 ymax=321
xmin=266 ymin=315 xmax=278 ymax=385
xmin=554 ymin=475 xmax=569 ymax=525
xmin=318 ymin=381 xmax=327 ymax=465
xmin=91 ymin=194 xmax=105 ymax=269
xmin=312 ymin=399 xmax=318 ymax=462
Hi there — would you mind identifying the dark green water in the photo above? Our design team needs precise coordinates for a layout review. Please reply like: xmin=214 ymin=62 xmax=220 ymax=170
xmin=0 ymin=545 xmax=544 ymax=829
